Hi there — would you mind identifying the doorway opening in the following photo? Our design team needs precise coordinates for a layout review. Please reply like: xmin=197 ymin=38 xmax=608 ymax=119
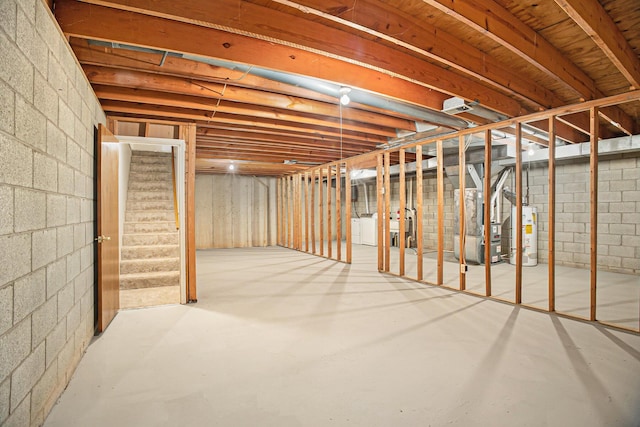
xmin=116 ymin=136 xmax=187 ymax=308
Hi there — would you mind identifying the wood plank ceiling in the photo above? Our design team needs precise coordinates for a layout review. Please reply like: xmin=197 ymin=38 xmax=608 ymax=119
xmin=53 ymin=0 xmax=640 ymax=175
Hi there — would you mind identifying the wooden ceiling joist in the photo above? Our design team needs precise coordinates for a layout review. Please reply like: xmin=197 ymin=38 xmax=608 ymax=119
xmin=553 ymin=0 xmax=640 ymax=89
xmin=55 ymin=0 xmax=456 ymax=113
xmin=420 ymin=0 xmax=635 ymax=135
xmin=54 ymin=0 xmax=639 ymax=175
xmin=55 ymin=0 xmax=524 ymax=116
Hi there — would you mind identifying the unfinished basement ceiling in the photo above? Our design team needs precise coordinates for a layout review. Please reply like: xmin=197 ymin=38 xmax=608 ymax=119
xmin=53 ymin=0 xmax=640 ymax=175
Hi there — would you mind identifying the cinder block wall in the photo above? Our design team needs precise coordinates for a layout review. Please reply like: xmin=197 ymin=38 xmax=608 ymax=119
xmin=523 ymin=153 xmax=640 ymax=274
xmin=0 ymin=1 xmax=106 ymax=425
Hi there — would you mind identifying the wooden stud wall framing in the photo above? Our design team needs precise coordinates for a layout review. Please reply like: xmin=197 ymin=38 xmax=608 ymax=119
xmin=515 ymin=123 xmax=523 ymax=304
xmin=548 ymin=116 xmax=556 ymax=312
xmin=484 ymin=129 xmax=492 ymax=296
xmin=437 ymin=139 xmax=444 ymax=285
xmin=318 ymin=168 xmax=325 ymax=256
xmin=327 ymin=165 xmax=332 ymax=259
xmin=377 ymin=154 xmax=384 ymax=270
xmin=590 ymin=107 xmax=599 ymax=321
xmin=336 ymin=165 xmax=342 ymax=261
xmin=345 ymin=163 xmax=352 ymax=264
xmin=415 ymin=145 xmax=424 ymax=281
xmin=272 ymin=92 xmax=640 ymax=333
xmin=384 ymin=152 xmax=391 ymax=272
xmin=305 ymin=172 xmax=310 ymax=252
xmin=458 ymin=135 xmax=466 ymax=291
xmin=311 ymin=171 xmax=316 ymax=254
xmin=399 ymin=149 xmax=406 ymax=276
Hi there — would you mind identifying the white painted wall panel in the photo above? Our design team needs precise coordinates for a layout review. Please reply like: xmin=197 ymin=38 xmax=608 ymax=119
xmin=195 ymin=175 xmax=277 ymax=248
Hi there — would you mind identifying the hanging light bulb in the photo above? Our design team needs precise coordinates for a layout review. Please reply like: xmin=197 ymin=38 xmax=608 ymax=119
xmin=228 ymin=163 xmax=235 ymax=171
xmin=339 ymin=87 xmax=351 ymax=106
xmin=527 ymin=143 xmax=535 ymax=156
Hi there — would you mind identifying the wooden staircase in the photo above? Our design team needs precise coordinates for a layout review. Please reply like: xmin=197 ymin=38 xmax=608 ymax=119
xmin=120 ymin=151 xmax=180 ymax=307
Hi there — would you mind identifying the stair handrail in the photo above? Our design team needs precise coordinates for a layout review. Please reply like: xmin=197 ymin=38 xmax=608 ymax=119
xmin=171 ymin=146 xmax=179 ymax=230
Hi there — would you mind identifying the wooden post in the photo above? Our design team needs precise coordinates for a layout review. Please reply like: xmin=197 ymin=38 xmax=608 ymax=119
xmin=590 ymin=107 xmax=599 ymax=321
xmin=437 ymin=139 xmax=444 ymax=285
xmin=277 ymin=178 xmax=281 ymax=246
xmin=377 ymin=154 xmax=384 ymax=270
xmin=327 ymin=165 xmax=332 ymax=259
xmin=384 ymin=152 xmax=391 ymax=272
xmin=311 ymin=171 xmax=316 ymax=254
xmin=288 ymin=175 xmax=293 ymax=248
xmin=459 ymin=135 xmax=466 ymax=291
xmin=548 ymin=116 xmax=556 ymax=312
xmin=184 ymin=124 xmax=197 ymax=302
xmin=345 ymin=163 xmax=352 ymax=264
xmin=515 ymin=122 xmax=523 ymax=304
xmin=319 ymin=168 xmax=324 ymax=256
xmin=399 ymin=149 xmax=406 ymax=276
xmin=305 ymin=171 xmax=310 ymax=252
xmin=336 ymin=164 xmax=342 ymax=261
xmin=484 ymin=129 xmax=492 ymax=296
xmin=297 ymin=174 xmax=303 ymax=250
xmin=416 ymin=145 xmax=424 ymax=281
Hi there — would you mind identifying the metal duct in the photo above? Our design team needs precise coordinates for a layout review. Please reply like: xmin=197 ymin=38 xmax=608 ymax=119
xmin=88 ymin=40 xmax=470 ymax=130
xmin=180 ymin=54 xmax=470 ymax=130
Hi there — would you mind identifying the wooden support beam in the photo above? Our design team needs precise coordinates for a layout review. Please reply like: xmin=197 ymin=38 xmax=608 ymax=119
xmin=590 ymin=107 xmax=599 ymax=321
xmin=319 ymin=167 xmax=324 ymax=256
xmin=288 ymin=176 xmax=293 ymax=248
xmin=384 ymin=152 xmax=391 ymax=272
xmin=345 ymin=163 xmax=352 ymax=264
xmin=184 ymin=123 xmax=197 ymax=302
xmin=515 ymin=123 xmax=523 ymax=304
xmin=420 ymin=0 xmax=635 ymax=134
xmin=297 ymin=174 xmax=303 ymax=250
xmin=277 ymin=178 xmax=282 ymax=246
xmin=437 ymin=139 xmax=444 ymax=286
xmin=327 ymin=165 xmax=333 ymax=259
xmin=377 ymin=154 xmax=384 ymax=271
xmin=336 ymin=165 xmax=342 ymax=261
xmin=58 ymin=0 xmax=522 ymax=116
xmin=304 ymin=171 xmax=310 ymax=252
xmin=281 ymin=0 xmax=559 ymax=110
xmin=311 ymin=172 xmax=316 ymax=254
xmin=458 ymin=135 xmax=466 ymax=291
xmin=55 ymin=0 xmax=462 ymax=115
xmin=548 ymin=116 xmax=556 ymax=312
xmin=399 ymin=149 xmax=406 ymax=277
xmin=484 ymin=129 xmax=492 ymax=297
xmin=416 ymin=145 xmax=424 ymax=281
xmin=553 ymin=0 xmax=640 ymax=89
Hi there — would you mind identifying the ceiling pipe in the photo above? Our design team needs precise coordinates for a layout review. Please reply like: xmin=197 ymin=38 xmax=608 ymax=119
xmin=89 ymin=41 xmax=471 ymax=130
xmin=180 ymin=54 xmax=470 ymax=130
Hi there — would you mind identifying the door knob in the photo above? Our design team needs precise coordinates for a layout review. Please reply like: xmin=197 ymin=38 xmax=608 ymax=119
xmin=95 ymin=235 xmax=111 ymax=243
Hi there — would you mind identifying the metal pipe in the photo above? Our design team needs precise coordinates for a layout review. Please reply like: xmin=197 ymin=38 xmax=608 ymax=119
xmin=492 ymin=169 xmax=510 ymax=223
xmin=180 ymin=55 xmax=470 ymax=130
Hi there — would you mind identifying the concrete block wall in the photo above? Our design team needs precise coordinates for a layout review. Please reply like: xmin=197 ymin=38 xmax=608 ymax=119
xmin=0 ymin=1 xmax=106 ymax=425
xmin=523 ymin=152 xmax=640 ymax=274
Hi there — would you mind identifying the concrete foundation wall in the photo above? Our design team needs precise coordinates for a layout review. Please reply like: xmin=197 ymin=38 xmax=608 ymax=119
xmin=195 ymin=175 xmax=277 ymax=248
xmin=0 ymin=1 xmax=106 ymax=425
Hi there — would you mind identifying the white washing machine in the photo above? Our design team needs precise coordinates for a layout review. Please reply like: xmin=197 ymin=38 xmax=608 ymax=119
xmin=360 ymin=215 xmax=377 ymax=246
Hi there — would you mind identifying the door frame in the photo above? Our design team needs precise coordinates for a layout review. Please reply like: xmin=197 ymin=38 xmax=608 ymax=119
xmin=116 ymin=136 xmax=188 ymax=304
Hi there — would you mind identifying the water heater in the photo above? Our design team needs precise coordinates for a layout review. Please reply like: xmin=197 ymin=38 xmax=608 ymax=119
xmin=510 ymin=206 xmax=538 ymax=266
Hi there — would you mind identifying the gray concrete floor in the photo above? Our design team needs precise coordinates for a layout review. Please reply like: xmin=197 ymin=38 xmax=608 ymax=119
xmin=45 ymin=246 xmax=640 ymax=426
